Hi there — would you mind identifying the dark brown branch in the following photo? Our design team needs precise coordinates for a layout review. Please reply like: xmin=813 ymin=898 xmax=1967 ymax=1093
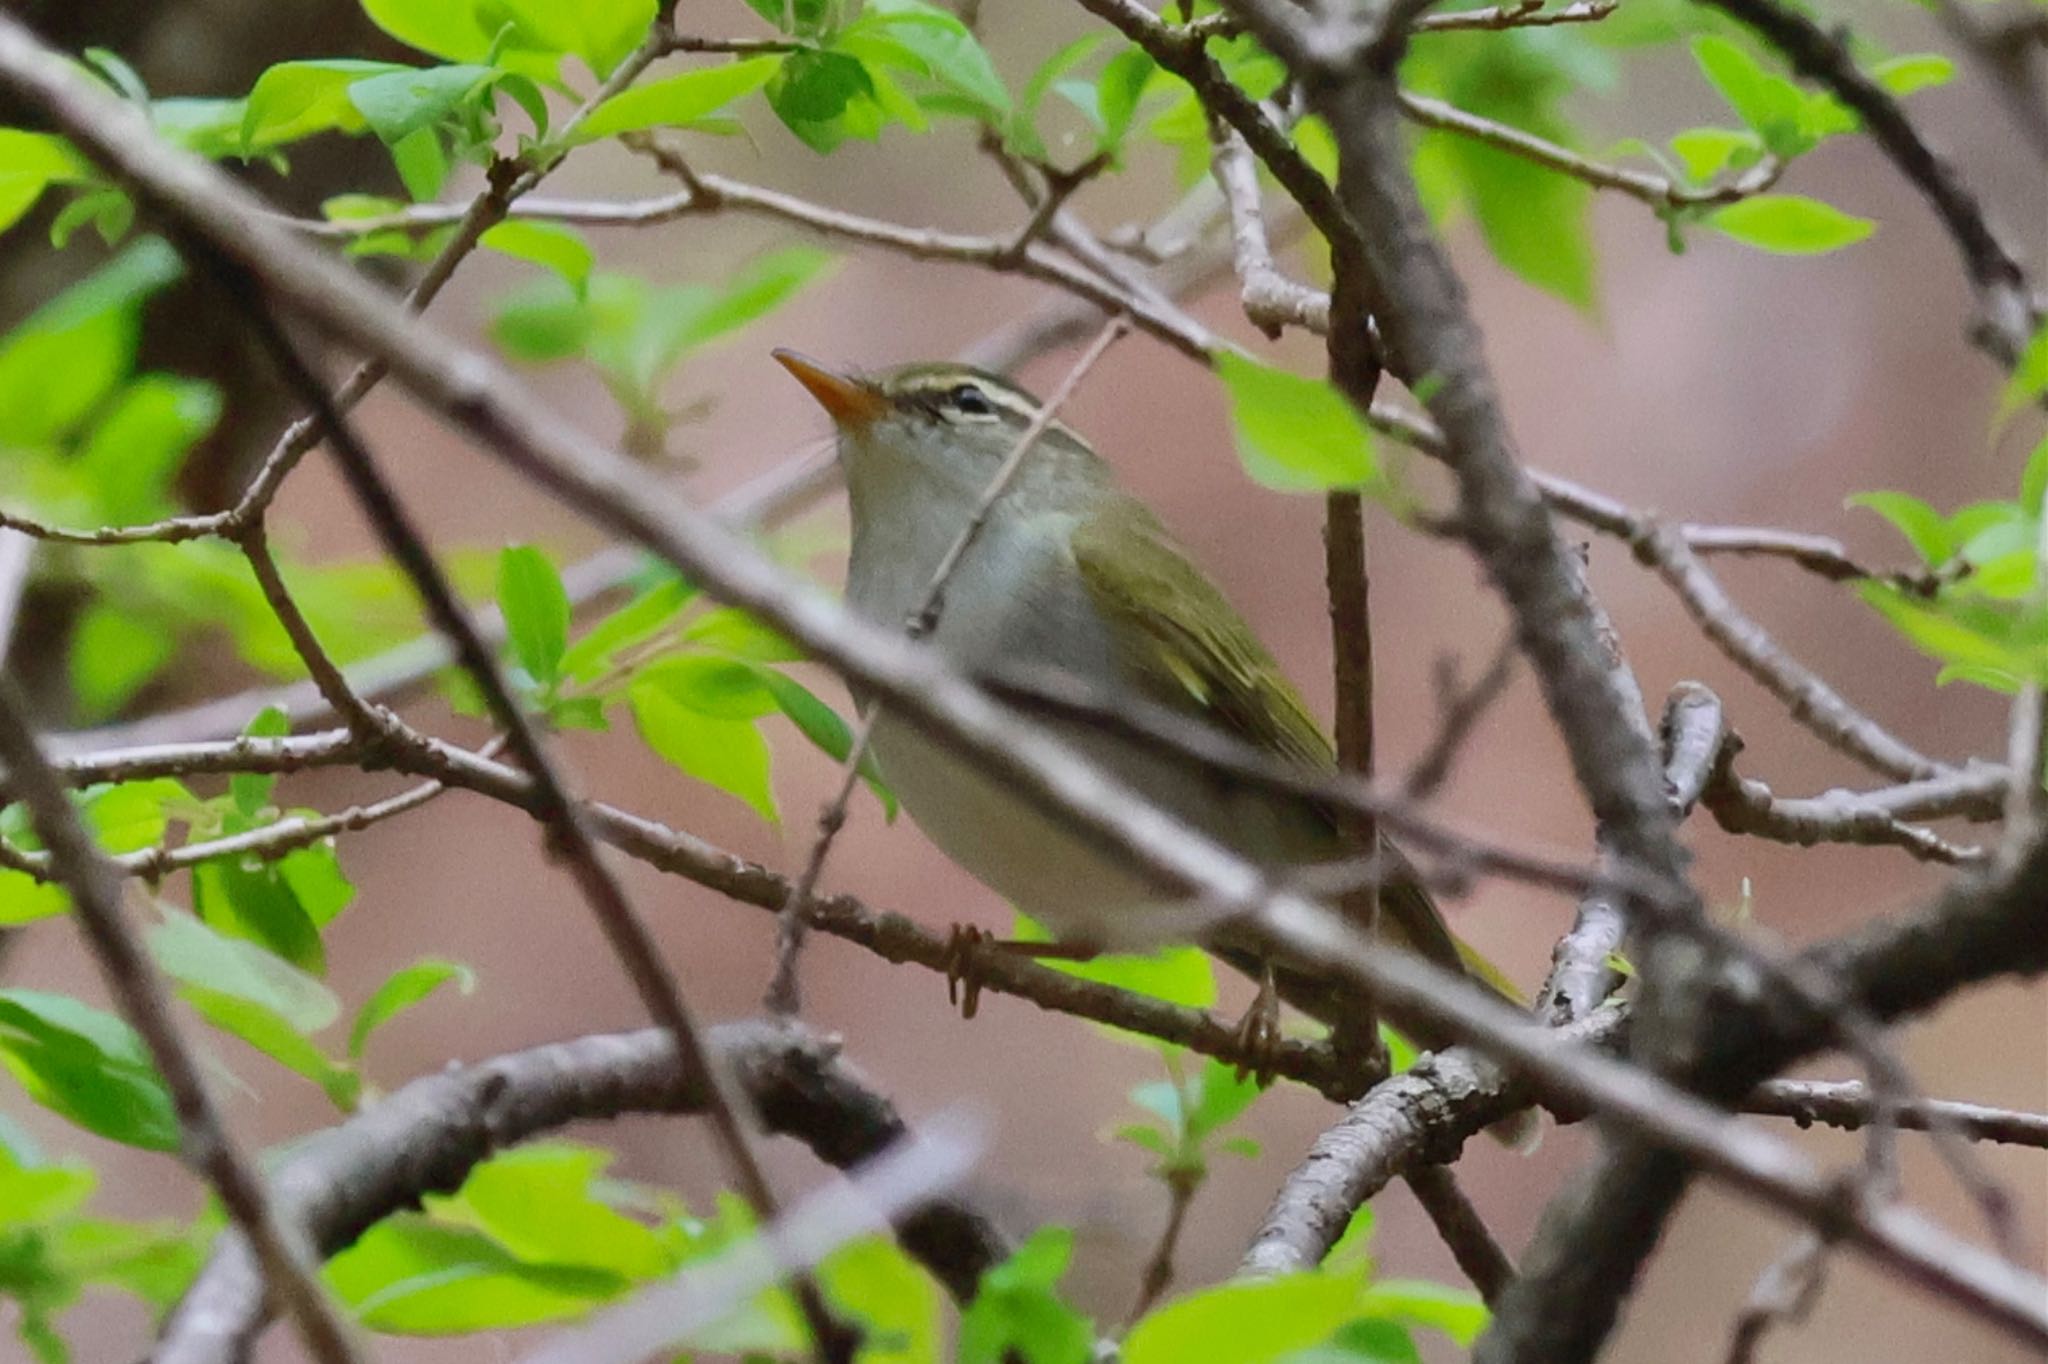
xmin=154 ymin=1021 xmax=1008 ymax=1364
xmin=0 ymin=673 xmax=366 ymax=1364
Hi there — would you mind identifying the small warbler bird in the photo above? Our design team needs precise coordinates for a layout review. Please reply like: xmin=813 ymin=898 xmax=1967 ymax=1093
xmin=774 ymin=351 xmax=1528 ymax=1126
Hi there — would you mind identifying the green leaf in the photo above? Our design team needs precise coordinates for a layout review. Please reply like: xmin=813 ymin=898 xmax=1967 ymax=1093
xmin=680 ymin=606 xmax=804 ymax=661
xmin=496 ymin=545 xmax=571 ymax=688
xmin=240 ymin=60 xmax=398 ymax=151
xmin=430 ymin=1145 xmax=669 ymax=1278
xmin=1009 ymin=34 xmax=1102 ymax=159
xmin=959 ymin=1227 xmax=1093 ymax=1364
xmin=480 ymin=221 xmax=593 ymax=294
xmin=191 ymin=854 xmax=325 ymax=976
xmin=231 ymin=706 xmax=292 ymax=820
xmin=629 ymin=683 xmax=778 ymax=821
xmin=1847 ymin=490 xmax=1954 ymax=563
xmin=637 ymin=653 xmax=778 ymax=718
xmin=348 ymin=958 xmax=474 ymax=1061
xmin=853 ymin=0 xmax=1011 ymax=119
xmin=573 ymin=56 xmax=781 ymax=142
xmin=1456 ymin=135 xmax=1596 ymax=307
xmin=1215 ymin=353 xmax=1376 ymax=493
xmin=360 ymin=0 xmax=495 ymax=63
xmin=1095 ymin=47 xmax=1156 ymax=154
xmin=1668 ymin=127 xmax=1761 ymax=182
xmin=76 ymin=374 xmax=222 ymax=522
xmin=1708 ymin=195 xmax=1873 ymax=255
xmin=1871 ymin=54 xmax=1954 ymax=98
xmin=561 ymin=575 xmax=695 ymax=683
xmin=1124 ymin=1271 xmax=1363 ymax=1364
xmin=391 ymin=124 xmax=450 ymax=201
xmin=179 ymin=986 xmax=359 ymax=1110
xmin=755 ymin=668 xmax=896 ymax=818
xmin=147 ymin=911 xmax=340 ymax=1032
xmin=0 ymin=237 xmax=181 ymax=446
xmin=1012 ymin=914 xmax=1216 ymax=1010
xmin=325 ymin=1215 xmax=626 ymax=1332
xmin=1691 ymin=35 xmax=1808 ymax=155
xmin=820 ymin=1236 xmax=940 ymax=1364
xmin=768 ymin=49 xmax=881 ymax=153
xmin=1308 ymin=1318 xmax=1422 ymax=1363
xmin=0 ymin=129 xmax=91 ymax=237
xmin=1997 ymin=324 xmax=2048 ymax=427
xmin=1356 ymin=1279 xmax=1489 ymax=1347
xmin=1186 ymin=1057 xmax=1261 ymax=1139
xmin=67 ymin=602 xmax=174 ymax=722
xmin=347 ymin=64 xmax=500 ymax=145
xmin=2023 ymin=433 xmax=2048 ymax=516
xmin=0 ymin=990 xmax=177 ymax=1151
xmin=1860 ymin=581 xmax=2039 ymax=680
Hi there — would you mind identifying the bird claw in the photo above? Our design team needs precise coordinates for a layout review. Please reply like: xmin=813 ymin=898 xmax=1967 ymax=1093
xmin=1231 ymin=966 xmax=1285 ymax=1087
xmin=943 ymin=923 xmax=993 ymax=1019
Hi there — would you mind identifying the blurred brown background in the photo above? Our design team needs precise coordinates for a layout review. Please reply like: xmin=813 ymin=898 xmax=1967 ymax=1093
xmin=4 ymin=1 xmax=2044 ymax=1361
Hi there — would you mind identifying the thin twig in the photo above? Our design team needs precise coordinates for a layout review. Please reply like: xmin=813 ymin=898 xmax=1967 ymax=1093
xmin=763 ymin=316 xmax=1131 ymax=1015
xmin=1400 ymin=631 xmax=1518 ymax=800
xmin=1126 ymin=1169 xmax=1201 ymax=1325
xmin=1631 ymin=522 xmax=1948 ymax=783
xmin=0 ymin=672 xmax=367 ymax=1364
xmin=1405 ymin=1163 xmax=1517 ymax=1306
xmin=1702 ymin=745 xmax=1986 ymax=866
xmin=1746 ymin=1079 xmax=2048 ymax=1148
xmin=1398 ymin=90 xmax=1785 ymax=209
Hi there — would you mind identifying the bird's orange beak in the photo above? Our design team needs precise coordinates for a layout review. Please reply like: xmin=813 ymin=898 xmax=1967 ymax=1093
xmin=772 ymin=349 xmax=889 ymax=428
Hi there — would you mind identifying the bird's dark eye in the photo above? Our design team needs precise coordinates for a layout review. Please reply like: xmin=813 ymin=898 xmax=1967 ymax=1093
xmin=947 ymin=384 xmax=995 ymax=418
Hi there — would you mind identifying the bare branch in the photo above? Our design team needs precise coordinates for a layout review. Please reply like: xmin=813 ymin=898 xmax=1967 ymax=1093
xmin=1747 ymin=1080 xmax=2048 ymax=1148
xmin=1404 ymin=1163 xmax=1516 ymax=1305
xmin=1632 ymin=522 xmax=1948 ymax=782
xmin=156 ymin=1022 xmax=1008 ymax=1364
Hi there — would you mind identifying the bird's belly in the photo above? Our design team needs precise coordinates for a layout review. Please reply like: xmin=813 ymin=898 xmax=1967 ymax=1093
xmin=869 ymin=710 xmax=1334 ymax=946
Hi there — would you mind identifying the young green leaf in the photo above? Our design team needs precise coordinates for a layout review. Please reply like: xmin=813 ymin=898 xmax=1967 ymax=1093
xmin=1996 ymin=324 xmax=2048 ymax=428
xmin=349 ymin=959 xmax=475 ymax=1061
xmin=67 ymin=602 xmax=174 ymax=722
xmin=572 ymin=57 xmax=782 ymax=142
xmin=1215 ymin=353 xmax=1376 ymax=493
xmin=1690 ymin=36 xmax=1808 ymax=155
xmin=179 ymin=986 xmax=359 ymax=1110
xmin=1871 ymin=54 xmax=1954 ymax=98
xmin=0 ymin=129 xmax=92 ymax=236
xmin=1356 ymin=1279 xmax=1490 ymax=1346
xmin=1011 ymin=913 xmax=1216 ymax=1010
xmin=230 ymin=706 xmax=292 ymax=820
xmin=1707 ymin=195 xmax=1873 ymax=255
xmin=496 ymin=545 xmax=572 ymax=689
xmin=561 ymin=575 xmax=696 ymax=683
xmin=146 ymin=911 xmax=341 ymax=1033
xmin=191 ymin=855 xmax=326 ymax=976
xmin=820 ymin=1236 xmax=941 ymax=1364
xmin=0 ymin=237 xmax=181 ymax=447
xmin=346 ymin=64 xmax=500 ymax=146
xmin=431 ymin=1144 xmax=670 ymax=1278
xmin=1122 ymin=1271 xmax=1363 ymax=1364
xmin=1846 ymin=490 xmax=1954 ymax=564
xmin=754 ymin=668 xmax=897 ymax=817
xmin=479 ymin=221 xmax=593 ymax=295
xmin=324 ymin=1215 xmax=627 ymax=1332
xmin=0 ymin=990 xmax=178 ymax=1151
xmin=959 ymin=1227 xmax=1094 ymax=1364
xmin=239 ymin=60 xmax=398 ymax=152
xmin=629 ymin=683 xmax=779 ymax=821
xmin=359 ymin=0 xmax=495 ymax=64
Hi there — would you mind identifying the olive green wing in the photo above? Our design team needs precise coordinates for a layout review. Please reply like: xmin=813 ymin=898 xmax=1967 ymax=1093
xmin=1069 ymin=496 xmax=1334 ymax=772
xmin=1068 ymin=498 xmax=1523 ymax=1007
